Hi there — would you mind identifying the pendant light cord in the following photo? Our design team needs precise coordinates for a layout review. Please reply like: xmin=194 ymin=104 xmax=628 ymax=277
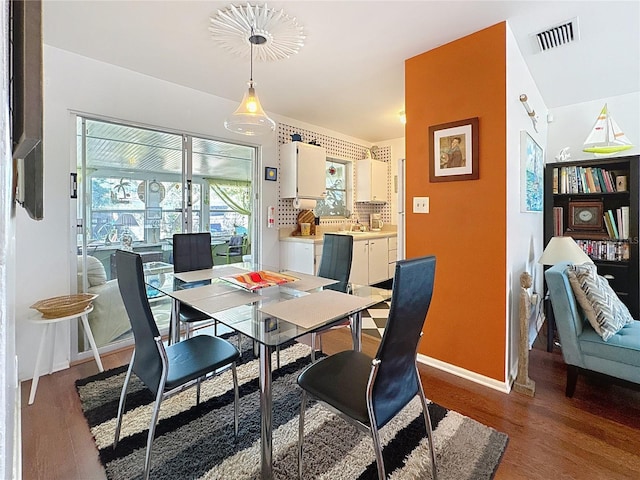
xmin=249 ymin=27 xmax=254 ymax=84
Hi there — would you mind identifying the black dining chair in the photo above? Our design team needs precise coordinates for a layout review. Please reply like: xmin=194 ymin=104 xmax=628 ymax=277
xmin=297 ymin=255 xmax=438 ymax=480
xmin=311 ymin=233 xmax=354 ymax=361
xmin=113 ymin=250 xmax=240 ymax=480
xmin=172 ymin=233 xmax=216 ymax=340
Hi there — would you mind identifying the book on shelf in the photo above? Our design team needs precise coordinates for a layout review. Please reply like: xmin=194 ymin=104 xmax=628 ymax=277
xmin=554 ymin=165 xmax=622 ymax=194
xmin=603 ymin=211 xmax=619 ymax=239
xmin=621 ymin=206 xmax=630 ymax=239
xmin=574 ymin=239 xmax=630 ymax=262
xmin=553 ymin=206 xmax=563 ymax=236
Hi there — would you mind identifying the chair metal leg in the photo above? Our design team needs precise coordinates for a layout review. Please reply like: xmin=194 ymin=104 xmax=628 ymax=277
xmin=196 ymin=378 xmax=201 ymax=405
xmin=232 ymin=362 xmax=239 ymax=437
xmin=416 ymin=366 xmax=438 ymax=480
xmin=366 ymin=359 xmax=385 ymax=480
xmin=114 ymin=351 xmax=135 ymax=448
xmin=310 ymin=333 xmax=317 ymax=362
xmin=143 ymin=388 xmax=165 ymax=480
xmin=298 ymin=391 xmax=307 ymax=480
xmin=184 ymin=321 xmax=192 ymax=339
xmin=370 ymin=422 xmax=386 ymax=480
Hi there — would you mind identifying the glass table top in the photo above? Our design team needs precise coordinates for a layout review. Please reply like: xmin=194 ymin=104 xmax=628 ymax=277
xmin=145 ymin=262 xmax=391 ymax=347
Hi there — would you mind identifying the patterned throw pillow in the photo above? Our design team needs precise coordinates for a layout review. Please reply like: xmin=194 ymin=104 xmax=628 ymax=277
xmin=567 ymin=263 xmax=635 ymax=341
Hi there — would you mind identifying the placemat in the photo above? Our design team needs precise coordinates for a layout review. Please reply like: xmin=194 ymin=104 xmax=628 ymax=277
xmin=258 ymin=290 xmax=371 ymax=329
xmin=190 ymin=290 xmax=261 ymax=315
xmin=173 ymin=266 xmax=248 ymax=283
xmin=280 ymin=271 xmax=338 ymax=292
xmin=171 ymin=283 xmax=239 ymax=303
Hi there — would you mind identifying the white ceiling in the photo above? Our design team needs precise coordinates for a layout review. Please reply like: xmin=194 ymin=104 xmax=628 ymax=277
xmin=43 ymin=1 xmax=640 ymax=143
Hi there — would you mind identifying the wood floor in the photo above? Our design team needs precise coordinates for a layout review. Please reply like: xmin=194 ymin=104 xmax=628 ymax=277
xmin=21 ymin=328 xmax=640 ymax=480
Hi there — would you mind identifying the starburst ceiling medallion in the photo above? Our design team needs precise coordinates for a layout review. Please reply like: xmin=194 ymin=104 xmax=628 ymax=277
xmin=209 ymin=3 xmax=305 ymax=62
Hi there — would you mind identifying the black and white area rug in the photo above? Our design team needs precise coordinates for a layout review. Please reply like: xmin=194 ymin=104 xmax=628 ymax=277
xmin=76 ymin=337 xmax=508 ymax=480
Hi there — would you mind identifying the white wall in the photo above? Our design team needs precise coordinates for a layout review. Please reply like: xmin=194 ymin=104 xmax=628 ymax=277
xmin=547 ymin=92 xmax=640 ymax=161
xmin=506 ymin=24 xmax=548 ymax=385
xmin=1 ymin=0 xmax=18 ymax=475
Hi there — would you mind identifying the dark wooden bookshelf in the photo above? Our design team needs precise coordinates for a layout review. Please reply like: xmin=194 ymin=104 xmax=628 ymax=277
xmin=544 ymin=154 xmax=639 ymax=319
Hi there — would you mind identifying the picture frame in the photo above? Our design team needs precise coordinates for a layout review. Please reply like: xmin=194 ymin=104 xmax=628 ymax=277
xmin=520 ymin=131 xmax=544 ymax=212
xmin=265 ymin=167 xmax=278 ymax=181
xmin=568 ymin=200 xmax=604 ymax=231
xmin=429 ymin=117 xmax=479 ymax=182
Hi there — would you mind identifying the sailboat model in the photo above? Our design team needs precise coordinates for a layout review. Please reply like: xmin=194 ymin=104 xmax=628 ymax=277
xmin=583 ymin=104 xmax=634 ymax=155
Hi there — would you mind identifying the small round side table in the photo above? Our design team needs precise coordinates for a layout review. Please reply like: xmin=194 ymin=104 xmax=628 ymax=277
xmin=28 ymin=304 xmax=104 ymax=405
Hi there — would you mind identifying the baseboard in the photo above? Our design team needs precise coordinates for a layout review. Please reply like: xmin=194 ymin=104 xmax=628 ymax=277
xmin=417 ymin=353 xmax=511 ymax=394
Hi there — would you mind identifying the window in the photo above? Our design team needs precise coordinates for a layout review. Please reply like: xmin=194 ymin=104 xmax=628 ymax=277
xmin=315 ymin=158 xmax=350 ymax=217
xmin=208 ymin=181 xmax=251 ymax=238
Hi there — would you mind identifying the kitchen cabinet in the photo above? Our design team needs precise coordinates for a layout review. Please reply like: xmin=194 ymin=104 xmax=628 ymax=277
xmin=368 ymin=237 xmax=389 ymax=284
xmin=350 ymin=237 xmax=389 ymax=285
xmin=388 ymin=236 xmax=398 ymax=279
xmin=356 ymin=159 xmax=387 ymax=203
xmin=280 ymin=141 xmax=327 ymax=199
xmin=279 ymin=241 xmax=323 ymax=275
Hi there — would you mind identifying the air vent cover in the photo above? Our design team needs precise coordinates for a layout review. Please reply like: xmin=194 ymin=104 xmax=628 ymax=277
xmin=533 ymin=17 xmax=579 ymax=52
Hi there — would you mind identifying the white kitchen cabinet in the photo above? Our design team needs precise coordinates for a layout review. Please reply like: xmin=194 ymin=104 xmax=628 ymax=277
xmin=350 ymin=237 xmax=390 ymax=285
xmin=388 ymin=236 xmax=398 ymax=279
xmin=368 ymin=237 xmax=389 ymax=285
xmin=280 ymin=142 xmax=327 ymax=199
xmin=356 ymin=159 xmax=387 ymax=203
xmin=279 ymin=241 xmax=323 ymax=275
xmin=350 ymin=239 xmax=369 ymax=285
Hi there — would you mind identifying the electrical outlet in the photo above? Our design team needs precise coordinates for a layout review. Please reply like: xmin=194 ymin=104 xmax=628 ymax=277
xmin=413 ymin=196 xmax=429 ymax=213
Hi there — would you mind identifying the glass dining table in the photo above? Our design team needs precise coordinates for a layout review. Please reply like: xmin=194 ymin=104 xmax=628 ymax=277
xmin=145 ymin=262 xmax=391 ymax=480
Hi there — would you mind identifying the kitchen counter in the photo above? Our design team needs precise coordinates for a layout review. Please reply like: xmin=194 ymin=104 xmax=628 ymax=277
xmin=280 ymin=230 xmax=397 ymax=244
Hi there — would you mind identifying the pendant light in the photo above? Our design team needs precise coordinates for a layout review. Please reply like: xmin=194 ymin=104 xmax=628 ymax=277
xmin=224 ymin=29 xmax=276 ymax=136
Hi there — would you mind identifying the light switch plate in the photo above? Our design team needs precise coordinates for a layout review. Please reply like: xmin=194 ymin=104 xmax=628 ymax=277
xmin=413 ymin=196 xmax=429 ymax=213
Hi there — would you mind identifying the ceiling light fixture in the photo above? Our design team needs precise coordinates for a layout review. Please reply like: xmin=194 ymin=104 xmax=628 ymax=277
xmin=224 ymin=27 xmax=275 ymax=136
xmin=210 ymin=3 xmax=305 ymax=136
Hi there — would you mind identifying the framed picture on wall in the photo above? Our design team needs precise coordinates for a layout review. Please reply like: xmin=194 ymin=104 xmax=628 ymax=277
xmin=265 ymin=167 xmax=278 ymax=181
xmin=429 ymin=117 xmax=479 ymax=182
xmin=520 ymin=131 xmax=544 ymax=212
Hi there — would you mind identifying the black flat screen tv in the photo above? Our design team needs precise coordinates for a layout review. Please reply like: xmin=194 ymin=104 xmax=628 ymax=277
xmin=11 ymin=0 xmax=43 ymax=220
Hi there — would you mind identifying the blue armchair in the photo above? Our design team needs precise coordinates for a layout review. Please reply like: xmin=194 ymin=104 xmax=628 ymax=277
xmin=545 ymin=262 xmax=640 ymax=397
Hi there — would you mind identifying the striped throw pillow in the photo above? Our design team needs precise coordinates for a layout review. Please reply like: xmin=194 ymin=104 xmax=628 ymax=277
xmin=567 ymin=263 xmax=634 ymax=341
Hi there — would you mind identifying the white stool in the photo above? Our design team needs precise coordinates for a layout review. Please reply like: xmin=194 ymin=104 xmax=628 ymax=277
xmin=28 ymin=304 xmax=104 ymax=405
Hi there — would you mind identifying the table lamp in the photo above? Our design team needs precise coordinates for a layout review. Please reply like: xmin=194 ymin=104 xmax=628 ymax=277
xmin=538 ymin=236 xmax=593 ymax=266
xmin=538 ymin=236 xmax=592 ymax=352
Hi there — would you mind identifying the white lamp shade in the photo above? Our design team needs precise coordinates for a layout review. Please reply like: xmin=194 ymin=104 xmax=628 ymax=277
xmin=538 ymin=236 xmax=594 ymax=265
xmin=224 ymin=82 xmax=276 ymax=136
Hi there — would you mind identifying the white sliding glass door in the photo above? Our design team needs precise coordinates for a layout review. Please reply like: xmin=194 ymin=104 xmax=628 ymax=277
xmin=75 ymin=117 xmax=256 ymax=358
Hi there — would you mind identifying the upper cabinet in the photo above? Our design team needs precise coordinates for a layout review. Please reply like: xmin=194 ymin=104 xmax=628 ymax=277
xmin=356 ymin=159 xmax=387 ymax=203
xmin=280 ymin=142 xmax=327 ymax=199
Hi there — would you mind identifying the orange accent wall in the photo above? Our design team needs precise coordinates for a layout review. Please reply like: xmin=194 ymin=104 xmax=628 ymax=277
xmin=405 ymin=23 xmax=507 ymax=381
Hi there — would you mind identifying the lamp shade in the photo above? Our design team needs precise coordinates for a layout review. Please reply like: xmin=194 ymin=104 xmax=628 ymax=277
xmin=224 ymin=82 xmax=276 ymax=136
xmin=538 ymin=236 xmax=593 ymax=265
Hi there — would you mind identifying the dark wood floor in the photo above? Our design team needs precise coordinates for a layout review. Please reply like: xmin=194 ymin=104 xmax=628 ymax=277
xmin=21 ymin=328 xmax=640 ymax=480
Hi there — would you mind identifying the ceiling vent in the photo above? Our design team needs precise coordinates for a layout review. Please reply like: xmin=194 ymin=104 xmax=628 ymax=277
xmin=533 ymin=17 xmax=579 ymax=52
